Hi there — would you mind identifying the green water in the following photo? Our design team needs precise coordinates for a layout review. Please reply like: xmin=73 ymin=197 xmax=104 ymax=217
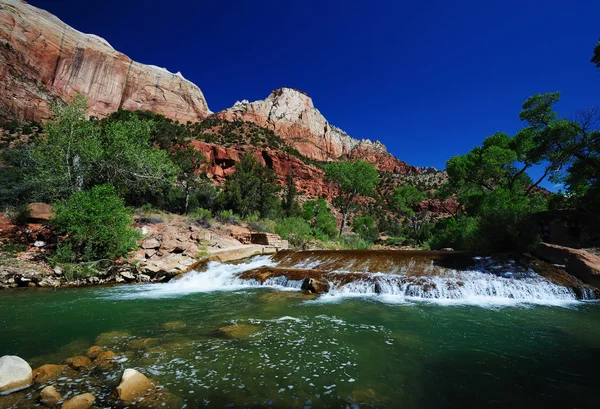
xmin=1 ymin=285 xmax=600 ymax=408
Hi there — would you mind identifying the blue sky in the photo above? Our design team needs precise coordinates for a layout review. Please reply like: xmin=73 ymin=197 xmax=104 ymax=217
xmin=29 ymin=0 xmax=600 ymax=188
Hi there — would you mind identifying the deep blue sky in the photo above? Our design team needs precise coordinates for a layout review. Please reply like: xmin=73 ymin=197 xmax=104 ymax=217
xmin=29 ymin=0 xmax=599 ymax=188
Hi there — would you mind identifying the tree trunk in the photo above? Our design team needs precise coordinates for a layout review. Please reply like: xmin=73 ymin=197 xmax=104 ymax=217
xmin=184 ymin=185 xmax=190 ymax=215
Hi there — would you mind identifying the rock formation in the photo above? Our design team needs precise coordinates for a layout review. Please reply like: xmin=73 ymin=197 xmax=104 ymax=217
xmin=0 ymin=0 xmax=211 ymax=122
xmin=215 ymin=88 xmax=418 ymax=173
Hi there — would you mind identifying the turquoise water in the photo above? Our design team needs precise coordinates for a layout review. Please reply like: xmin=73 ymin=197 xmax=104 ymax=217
xmin=1 ymin=257 xmax=600 ymax=408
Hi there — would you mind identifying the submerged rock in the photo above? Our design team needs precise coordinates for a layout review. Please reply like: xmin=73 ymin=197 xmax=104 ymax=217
xmin=86 ymin=346 xmax=103 ymax=359
xmin=163 ymin=321 xmax=186 ymax=331
xmin=301 ymin=277 xmax=330 ymax=294
xmin=216 ymin=323 xmax=260 ymax=339
xmin=117 ymin=368 xmax=153 ymax=404
xmin=0 ymin=355 xmax=32 ymax=395
xmin=94 ymin=350 xmax=117 ymax=369
xmin=40 ymin=385 xmax=61 ymax=406
xmin=32 ymin=364 xmax=68 ymax=384
xmin=61 ymin=393 xmax=95 ymax=409
xmin=127 ymin=338 xmax=159 ymax=351
xmin=95 ymin=331 xmax=131 ymax=347
xmin=64 ymin=355 xmax=91 ymax=369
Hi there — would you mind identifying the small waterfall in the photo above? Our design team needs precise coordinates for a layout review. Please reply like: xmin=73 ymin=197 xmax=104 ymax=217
xmin=106 ymin=251 xmax=596 ymax=305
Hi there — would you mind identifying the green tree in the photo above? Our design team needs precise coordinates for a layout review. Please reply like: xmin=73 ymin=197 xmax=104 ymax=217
xmin=51 ymin=185 xmax=140 ymax=261
xmin=217 ymin=153 xmax=280 ymax=217
xmin=391 ymin=185 xmax=425 ymax=216
xmin=28 ymin=96 xmax=177 ymax=202
xmin=324 ymin=160 xmax=379 ymax=236
xmin=351 ymin=215 xmax=379 ymax=243
xmin=302 ymin=198 xmax=337 ymax=239
xmin=281 ymin=171 xmax=301 ymax=217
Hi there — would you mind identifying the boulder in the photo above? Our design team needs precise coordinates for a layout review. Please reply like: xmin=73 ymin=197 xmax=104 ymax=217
xmin=534 ymin=243 xmax=600 ymax=288
xmin=32 ymin=364 xmax=67 ymax=384
xmin=38 ymin=276 xmax=61 ymax=288
xmin=301 ymin=277 xmax=330 ymax=294
xmin=0 ymin=355 xmax=32 ymax=395
xmin=40 ymin=385 xmax=61 ymax=406
xmin=64 ymin=355 xmax=91 ymax=369
xmin=61 ymin=393 xmax=95 ymax=409
xmin=142 ymin=238 xmax=161 ymax=250
xmin=116 ymin=368 xmax=153 ymax=404
xmin=27 ymin=203 xmax=54 ymax=222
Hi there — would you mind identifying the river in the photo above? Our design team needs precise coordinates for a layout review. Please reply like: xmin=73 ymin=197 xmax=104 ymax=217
xmin=1 ymin=252 xmax=599 ymax=408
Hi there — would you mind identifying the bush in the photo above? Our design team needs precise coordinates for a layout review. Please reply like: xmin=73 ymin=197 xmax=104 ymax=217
xmin=12 ymin=205 xmax=31 ymax=226
xmin=339 ymin=234 xmax=371 ymax=250
xmin=216 ymin=209 xmax=240 ymax=224
xmin=249 ymin=219 xmax=276 ymax=233
xmin=275 ymin=217 xmax=313 ymax=249
xmin=351 ymin=216 xmax=379 ymax=243
xmin=192 ymin=208 xmax=213 ymax=228
xmin=51 ymin=185 xmax=140 ymax=261
xmin=429 ymin=217 xmax=480 ymax=250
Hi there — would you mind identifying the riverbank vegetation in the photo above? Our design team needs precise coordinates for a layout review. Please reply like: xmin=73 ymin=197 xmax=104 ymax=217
xmin=0 ymin=45 xmax=598 ymax=262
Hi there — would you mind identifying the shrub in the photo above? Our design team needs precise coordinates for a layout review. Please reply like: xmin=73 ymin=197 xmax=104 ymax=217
xmin=275 ymin=217 xmax=313 ymax=249
xmin=429 ymin=217 xmax=480 ymax=251
xmin=12 ymin=205 xmax=30 ymax=226
xmin=192 ymin=208 xmax=213 ymax=228
xmin=216 ymin=209 xmax=240 ymax=224
xmin=302 ymin=199 xmax=337 ymax=239
xmin=51 ymin=185 xmax=140 ymax=261
xmin=339 ymin=234 xmax=371 ymax=250
xmin=351 ymin=216 xmax=379 ymax=243
xmin=249 ymin=219 xmax=276 ymax=233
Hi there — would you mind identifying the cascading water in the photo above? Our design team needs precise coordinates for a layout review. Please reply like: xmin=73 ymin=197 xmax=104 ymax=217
xmin=106 ymin=251 xmax=597 ymax=306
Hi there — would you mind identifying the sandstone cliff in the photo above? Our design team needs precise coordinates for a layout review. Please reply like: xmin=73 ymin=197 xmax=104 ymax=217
xmin=215 ymin=88 xmax=418 ymax=174
xmin=0 ymin=0 xmax=211 ymax=122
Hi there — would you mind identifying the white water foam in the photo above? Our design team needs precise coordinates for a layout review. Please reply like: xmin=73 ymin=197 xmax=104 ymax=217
xmin=102 ymin=254 xmax=593 ymax=307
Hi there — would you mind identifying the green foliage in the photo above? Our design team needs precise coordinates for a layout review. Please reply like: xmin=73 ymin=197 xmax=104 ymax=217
xmin=216 ymin=209 xmax=240 ymax=224
xmin=51 ymin=185 xmax=140 ymax=261
xmin=27 ymin=96 xmax=177 ymax=202
xmin=302 ymin=198 xmax=337 ymax=239
xmin=191 ymin=208 xmax=213 ymax=228
xmin=391 ymin=185 xmax=425 ymax=215
xmin=324 ymin=160 xmax=379 ymax=236
xmin=12 ymin=205 xmax=30 ymax=226
xmin=338 ymin=234 xmax=371 ymax=250
xmin=275 ymin=217 xmax=313 ymax=249
xmin=351 ymin=216 xmax=379 ymax=243
xmin=249 ymin=219 xmax=277 ymax=233
xmin=217 ymin=153 xmax=280 ymax=218
xmin=429 ymin=217 xmax=480 ymax=251
xmin=281 ymin=171 xmax=301 ymax=217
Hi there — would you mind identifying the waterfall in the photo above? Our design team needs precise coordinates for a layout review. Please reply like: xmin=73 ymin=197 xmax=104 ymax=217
xmin=105 ymin=251 xmax=595 ymax=306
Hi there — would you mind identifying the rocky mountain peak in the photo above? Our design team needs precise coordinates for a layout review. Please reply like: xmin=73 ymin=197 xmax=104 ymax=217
xmin=0 ymin=0 xmax=211 ymax=122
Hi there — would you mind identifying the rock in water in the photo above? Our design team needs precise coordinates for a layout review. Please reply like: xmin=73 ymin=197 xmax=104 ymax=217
xmin=64 ymin=355 xmax=91 ymax=369
xmin=40 ymin=385 xmax=61 ymax=406
xmin=216 ymin=324 xmax=260 ymax=339
xmin=32 ymin=364 xmax=68 ymax=384
xmin=0 ymin=355 xmax=32 ymax=395
xmin=117 ymin=368 xmax=153 ymax=404
xmin=301 ymin=277 xmax=330 ymax=294
xmin=61 ymin=393 xmax=95 ymax=409
xmin=86 ymin=345 xmax=103 ymax=359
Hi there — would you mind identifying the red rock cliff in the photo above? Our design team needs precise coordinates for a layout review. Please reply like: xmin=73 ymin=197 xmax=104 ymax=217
xmin=215 ymin=88 xmax=418 ymax=174
xmin=0 ymin=0 xmax=211 ymax=122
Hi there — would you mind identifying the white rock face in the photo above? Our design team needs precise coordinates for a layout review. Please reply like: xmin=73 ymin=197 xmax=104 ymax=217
xmin=0 ymin=355 xmax=33 ymax=395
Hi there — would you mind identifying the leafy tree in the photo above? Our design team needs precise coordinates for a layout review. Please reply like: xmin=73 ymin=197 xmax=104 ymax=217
xmin=391 ymin=185 xmax=425 ymax=215
xmin=51 ymin=185 xmax=140 ymax=261
xmin=217 ymin=153 xmax=280 ymax=218
xmin=281 ymin=171 xmax=301 ymax=217
xmin=351 ymin=216 xmax=379 ymax=243
xmin=302 ymin=198 xmax=337 ymax=239
xmin=324 ymin=160 xmax=379 ymax=236
xmin=28 ymin=96 xmax=177 ymax=202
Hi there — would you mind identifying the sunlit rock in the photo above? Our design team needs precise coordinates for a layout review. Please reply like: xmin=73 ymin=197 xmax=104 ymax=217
xmin=116 ymin=368 xmax=153 ymax=404
xmin=32 ymin=364 xmax=68 ymax=384
xmin=61 ymin=393 xmax=95 ymax=409
xmin=64 ymin=355 xmax=91 ymax=369
xmin=0 ymin=355 xmax=32 ymax=395
xmin=40 ymin=385 xmax=61 ymax=406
